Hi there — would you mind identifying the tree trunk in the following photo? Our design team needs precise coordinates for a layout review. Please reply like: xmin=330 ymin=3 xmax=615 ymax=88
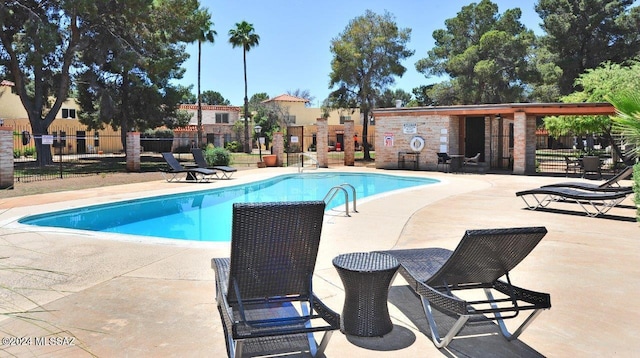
xmin=197 ymin=40 xmax=203 ymax=147
xmin=29 ymin=114 xmax=54 ymax=166
xmin=243 ymin=49 xmax=250 ymax=153
xmin=362 ymin=107 xmax=371 ymax=161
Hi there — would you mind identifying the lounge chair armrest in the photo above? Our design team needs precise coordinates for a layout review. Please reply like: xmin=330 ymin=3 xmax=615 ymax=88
xmin=494 ymin=280 xmax=551 ymax=309
xmin=414 ymin=280 xmax=468 ymax=316
xmin=311 ymin=293 xmax=340 ymax=328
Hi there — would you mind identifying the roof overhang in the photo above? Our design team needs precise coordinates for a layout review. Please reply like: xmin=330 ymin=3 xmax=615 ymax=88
xmin=373 ymin=102 xmax=616 ymax=117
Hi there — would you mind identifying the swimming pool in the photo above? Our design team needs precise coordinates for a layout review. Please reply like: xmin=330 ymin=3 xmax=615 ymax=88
xmin=20 ymin=172 xmax=438 ymax=242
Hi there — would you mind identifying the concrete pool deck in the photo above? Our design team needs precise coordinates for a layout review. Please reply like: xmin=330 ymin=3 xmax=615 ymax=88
xmin=0 ymin=167 xmax=638 ymax=357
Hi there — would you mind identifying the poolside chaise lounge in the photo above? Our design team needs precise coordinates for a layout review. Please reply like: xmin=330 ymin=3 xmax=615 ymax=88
xmin=191 ymin=148 xmax=237 ymax=179
xmin=516 ymin=186 xmax=633 ymax=217
xmin=542 ymin=165 xmax=633 ymax=192
xmin=160 ymin=152 xmax=216 ymax=182
xmin=212 ymin=201 xmax=340 ymax=358
xmin=379 ymin=227 xmax=550 ymax=348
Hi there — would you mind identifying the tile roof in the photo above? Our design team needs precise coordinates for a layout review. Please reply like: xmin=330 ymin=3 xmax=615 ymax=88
xmin=262 ymin=94 xmax=309 ymax=103
xmin=1 ymin=80 xmax=15 ymax=87
xmin=179 ymin=104 xmax=241 ymax=112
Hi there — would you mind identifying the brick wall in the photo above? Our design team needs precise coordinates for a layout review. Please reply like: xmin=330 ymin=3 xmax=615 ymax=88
xmin=375 ymin=114 xmax=453 ymax=170
xmin=0 ymin=127 xmax=14 ymax=189
xmin=126 ymin=132 xmax=140 ymax=172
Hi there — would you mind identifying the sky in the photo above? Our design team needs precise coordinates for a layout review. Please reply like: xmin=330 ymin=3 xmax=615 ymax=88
xmin=174 ymin=0 xmax=547 ymax=107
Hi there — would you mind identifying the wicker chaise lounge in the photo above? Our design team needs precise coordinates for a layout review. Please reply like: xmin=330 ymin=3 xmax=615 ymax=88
xmin=212 ymin=201 xmax=339 ymax=358
xmin=379 ymin=227 xmax=551 ymax=348
xmin=160 ymin=152 xmax=216 ymax=182
xmin=542 ymin=165 xmax=633 ymax=192
xmin=516 ymin=186 xmax=633 ymax=217
xmin=191 ymin=148 xmax=237 ymax=179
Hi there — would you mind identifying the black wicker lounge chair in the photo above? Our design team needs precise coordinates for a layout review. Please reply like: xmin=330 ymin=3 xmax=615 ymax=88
xmin=516 ymin=186 xmax=633 ymax=217
xmin=212 ymin=201 xmax=339 ymax=358
xmin=542 ymin=165 xmax=633 ymax=192
xmin=160 ymin=152 xmax=215 ymax=182
xmin=191 ymin=148 xmax=237 ymax=179
xmin=379 ymin=227 xmax=550 ymax=348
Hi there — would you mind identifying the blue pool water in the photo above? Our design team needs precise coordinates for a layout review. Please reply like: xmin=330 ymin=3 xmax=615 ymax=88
xmin=20 ymin=172 xmax=438 ymax=242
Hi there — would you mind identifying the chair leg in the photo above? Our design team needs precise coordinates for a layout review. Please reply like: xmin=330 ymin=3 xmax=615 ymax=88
xmin=301 ymin=302 xmax=333 ymax=357
xmin=421 ymin=296 xmax=470 ymax=348
xmin=484 ymin=288 xmax=545 ymax=341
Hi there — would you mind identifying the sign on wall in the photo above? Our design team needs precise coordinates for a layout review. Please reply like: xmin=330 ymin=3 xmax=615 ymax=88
xmin=402 ymin=123 xmax=417 ymax=134
xmin=384 ymin=133 xmax=394 ymax=147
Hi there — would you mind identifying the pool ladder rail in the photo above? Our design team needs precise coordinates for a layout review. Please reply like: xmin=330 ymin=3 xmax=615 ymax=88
xmin=323 ymin=183 xmax=357 ymax=217
xmin=298 ymin=153 xmax=319 ymax=173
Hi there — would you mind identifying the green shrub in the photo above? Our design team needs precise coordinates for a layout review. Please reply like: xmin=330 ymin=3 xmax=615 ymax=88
xmin=23 ymin=146 xmax=36 ymax=157
xmin=205 ymin=146 xmax=232 ymax=166
xmin=225 ymin=141 xmax=241 ymax=153
xmin=13 ymin=148 xmax=21 ymax=158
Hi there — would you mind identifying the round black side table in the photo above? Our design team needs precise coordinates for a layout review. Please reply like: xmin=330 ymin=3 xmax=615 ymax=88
xmin=332 ymin=252 xmax=400 ymax=337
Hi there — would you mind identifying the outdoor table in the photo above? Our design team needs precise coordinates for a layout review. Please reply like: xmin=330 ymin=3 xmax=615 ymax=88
xmin=332 ymin=252 xmax=400 ymax=337
xmin=397 ymin=151 xmax=420 ymax=170
xmin=449 ymin=154 xmax=465 ymax=172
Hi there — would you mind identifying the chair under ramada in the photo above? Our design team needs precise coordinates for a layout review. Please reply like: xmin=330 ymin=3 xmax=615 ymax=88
xmin=379 ymin=227 xmax=551 ymax=348
xmin=212 ymin=201 xmax=340 ymax=358
xmin=191 ymin=148 xmax=237 ymax=179
xmin=436 ymin=152 xmax=451 ymax=172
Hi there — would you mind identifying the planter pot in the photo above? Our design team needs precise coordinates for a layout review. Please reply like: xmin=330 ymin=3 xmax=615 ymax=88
xmin=257 ymin=161 xmax=267 ymax=168
xmin=263 ymin=155 xmax=277 ymax=167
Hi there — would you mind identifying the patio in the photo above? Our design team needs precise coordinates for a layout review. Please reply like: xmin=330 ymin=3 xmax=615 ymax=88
xmin=0 ymin=167 xmax=638 ymax=357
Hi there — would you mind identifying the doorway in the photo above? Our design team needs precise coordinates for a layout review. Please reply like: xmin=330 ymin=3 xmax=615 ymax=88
xmin=465 ymin=117 xmax=485 ymax=161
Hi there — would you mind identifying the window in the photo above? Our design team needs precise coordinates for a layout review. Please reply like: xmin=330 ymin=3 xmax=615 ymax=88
xmin=339 ymin=115 xmax=351 ymax=124
xmin=215 ymin=113 xmax=229 ymax=124
xmin=61 ymin=108 xmax=76 ymax=119
xmin=285 ymin=115 xmax=296 ymax=124
xmin=94 ymin=132 xmax=100 ymax=147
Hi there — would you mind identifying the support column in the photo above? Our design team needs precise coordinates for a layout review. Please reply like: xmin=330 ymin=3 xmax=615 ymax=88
xmin=316 ymin=118 xmax=328 ymax=168
xmin=344 ymin=120 xmax=355 ymax=166
xmin=0 ymin=127 xmax=14 ymax=189
xmin=512 ymin=112 xmax=536 ymax=174
xmin=273 ymin=132 xmax=284 ymax=167
xmin=126 ymin=132 xmax=140 ymax=172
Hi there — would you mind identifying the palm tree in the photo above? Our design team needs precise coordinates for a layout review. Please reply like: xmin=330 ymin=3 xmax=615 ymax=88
xmin=228 ymin=21 xmax=260 ymax=153
xmin=608 ymin=90 xmax=640 ymax=221
xmin=609 ymin=91 xmax=640 ymax=161
xmin=195 ymin=22 xmax=217 ymax=147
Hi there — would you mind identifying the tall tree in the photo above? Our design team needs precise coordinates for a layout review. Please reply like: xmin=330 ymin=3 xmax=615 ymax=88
xmin=535 ymin=0 xmax=640 ymax=95
xmin=410 ymin=85 xmax=436 ymax=107
xmin=0 ymin=0 xmax=207 ymax=164
xmin=201 ymin=90 xmax=230 ymax=105
xmin=415 ymin=0 xmax=536 ymax=104
xmin=543 ymin=60 xmax=640 ymax=164
xmin=0 ymin=1 xmax=83 ymax=165
xmin=286 ymin=89 xmax=315 ymax=106
xmin=376 ymin=88 xmax=413 ymax=108
xmin=76 ymin=0 xmax=207 ymax=150
xmin=228 ymin=21 xmax=260 ymax=153
xmin=329 ymin=10 xmax=413 ymax=160
xmin=192 ymin=10 xmax=216 ymax=147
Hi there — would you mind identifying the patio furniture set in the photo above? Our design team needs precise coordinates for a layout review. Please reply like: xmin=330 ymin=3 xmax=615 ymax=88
xmin=437 ymin=152 xmax=480 ymax=173
xmin=160 ymin=149 xmax=237 ymax=182
xmin=211 ymin=201 xmax=552 ymax=357
xmin=564 ymin=155 xmax=604 ymax=179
